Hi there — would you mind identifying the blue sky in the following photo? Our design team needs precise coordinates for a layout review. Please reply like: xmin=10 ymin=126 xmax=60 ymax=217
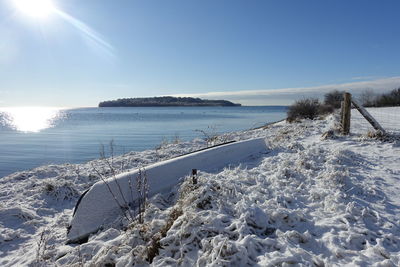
xmin=1 ymin=0 xmax=400 ymax=106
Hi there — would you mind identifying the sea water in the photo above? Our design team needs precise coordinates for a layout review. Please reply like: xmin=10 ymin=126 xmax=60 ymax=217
xmin=0 ymin=106 xmax=287 ymax=177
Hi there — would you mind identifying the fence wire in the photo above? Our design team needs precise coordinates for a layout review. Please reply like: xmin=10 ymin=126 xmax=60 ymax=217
xmin=350 ymin=106 xmax=400 ymax=135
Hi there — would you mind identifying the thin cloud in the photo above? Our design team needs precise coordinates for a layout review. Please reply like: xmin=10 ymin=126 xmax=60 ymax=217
xmin=351 ymin=75 xmax=381 ymax=81
xmin=171 ymin=77 xmax=400 ymax=105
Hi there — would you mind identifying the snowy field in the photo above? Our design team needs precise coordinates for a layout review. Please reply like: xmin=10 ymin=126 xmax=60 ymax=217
xmin=0 ymin=107 xmax=399 ymax=266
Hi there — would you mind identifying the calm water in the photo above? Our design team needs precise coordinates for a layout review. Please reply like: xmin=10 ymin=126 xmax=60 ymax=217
xmin=0 ymin=106 xmax=287 ymax=177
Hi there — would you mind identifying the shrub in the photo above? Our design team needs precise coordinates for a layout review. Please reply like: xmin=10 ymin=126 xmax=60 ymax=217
xmin=195 ymin=125 xmax=220 ymax=147
xmin=287 ymin=98 xmax=321 ymax=122
xmin=375 ymin=88 xmax=400 ymax=107
xmin=324 ymin=90 xmax=345 ymax=109
xmin=318 ymin=104 xmax=335 ymax=115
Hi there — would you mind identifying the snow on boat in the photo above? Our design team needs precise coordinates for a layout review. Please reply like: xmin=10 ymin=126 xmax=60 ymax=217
xmin=67 ymin=137 xmax=269 ymax=242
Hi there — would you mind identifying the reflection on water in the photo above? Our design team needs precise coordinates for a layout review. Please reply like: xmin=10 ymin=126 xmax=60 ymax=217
xmin=0 ymin=107 xmax=63 ymax=132
xmin=0 ymin=106 xmax=288 ymax=177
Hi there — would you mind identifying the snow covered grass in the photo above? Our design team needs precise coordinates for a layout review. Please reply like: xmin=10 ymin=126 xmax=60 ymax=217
xmin=1 ymin=107 xmax=399 ymax=266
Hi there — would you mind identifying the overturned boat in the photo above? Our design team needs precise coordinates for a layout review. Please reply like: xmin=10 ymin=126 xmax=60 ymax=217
xmin=67 ymin=138 xmax=269 ymax=243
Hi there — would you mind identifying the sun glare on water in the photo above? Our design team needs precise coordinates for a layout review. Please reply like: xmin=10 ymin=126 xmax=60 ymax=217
xmin=0 ymin=107 xmax=62 ymax=133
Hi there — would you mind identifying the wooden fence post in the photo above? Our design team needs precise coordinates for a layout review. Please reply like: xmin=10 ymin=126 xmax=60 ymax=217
xmin=341 ymin=92 xmax=351 ymax=135
xmin=192 ymin=169 xmax=197 ymax=184
xmin=340 ymin=101 xmax=345 ymax=126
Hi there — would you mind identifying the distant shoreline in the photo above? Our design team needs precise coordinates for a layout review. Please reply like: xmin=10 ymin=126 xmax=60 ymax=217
xmin=98 ymin=96 xmax=241 ymax=107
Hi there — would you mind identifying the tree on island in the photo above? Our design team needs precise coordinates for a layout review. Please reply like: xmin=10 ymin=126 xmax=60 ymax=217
xmin=99 ymin=96 xmax=241 ymax=107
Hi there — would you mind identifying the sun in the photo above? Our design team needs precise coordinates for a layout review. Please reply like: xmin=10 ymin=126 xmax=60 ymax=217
xmin=13 ymin=0 xmax=56 ymax=19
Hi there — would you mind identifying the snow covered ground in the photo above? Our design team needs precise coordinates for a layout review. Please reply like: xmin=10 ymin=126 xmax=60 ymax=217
xmin=0 ymin=107 xmax=399 ymax=266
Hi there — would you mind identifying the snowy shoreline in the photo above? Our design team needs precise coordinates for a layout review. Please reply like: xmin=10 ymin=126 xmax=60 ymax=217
xmin=1 ymin=109 xmax=400 ymax=266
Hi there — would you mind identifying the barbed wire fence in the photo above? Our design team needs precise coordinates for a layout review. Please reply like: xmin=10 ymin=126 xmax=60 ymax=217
xmin=352 ymin=107 xmax=400 ymax=135
xmin=340 ymin=92 xmax=400 ymax=136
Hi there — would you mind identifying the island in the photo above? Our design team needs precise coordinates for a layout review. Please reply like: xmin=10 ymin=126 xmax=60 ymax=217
xmin=98 ymin=96 xmax=241 ymax=107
